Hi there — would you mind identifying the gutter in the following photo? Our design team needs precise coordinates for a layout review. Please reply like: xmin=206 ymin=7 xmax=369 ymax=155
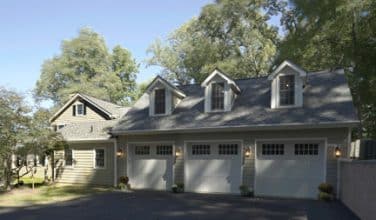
xmin=110 ymin=120 xmax=360 ymax=136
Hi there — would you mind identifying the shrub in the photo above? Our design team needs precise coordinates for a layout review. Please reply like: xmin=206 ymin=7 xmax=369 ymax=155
xmin=118 ymin=182 xmax=127 ymax=191
xmin=318 ymin=192 xmax=333 ymax=201
xmin=172 ymin=183 xmax=184 ymax=193
xmin=239 ymin=185 xmax=253 ymax=197
xmin=318 ymin=183 xmax=333 ymax=194
xmin=119 ymin=176 xmax=129 ymax=185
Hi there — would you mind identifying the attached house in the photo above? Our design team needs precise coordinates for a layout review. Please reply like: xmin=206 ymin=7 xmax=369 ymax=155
xmin=52 ymin=61 xmax=359 ymax=199
xmin=50 ymin=93 xmax=129 ymax=185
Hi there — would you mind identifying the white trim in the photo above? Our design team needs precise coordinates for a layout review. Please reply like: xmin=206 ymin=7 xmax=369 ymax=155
xmin=183 ymin=139 xmax=243 ymax=194
xmin=76 ymin=103 xmax=84 ymax=116
xmin=254 ymin=137 xmax=328 ymax=198
xmin=93 ymin=148 xmax=107 ymax=169
xmin=146 ymin=76 xmax=186 ymax=98
xmin=111 ymin=121 xmax=360 ymax=135
xmin=66 ymin=138 xmax=114 ymax=143
xmin=268 ymin=60 xmax=306 ymax=80
xmin=113 ymin=139 xmax=117 ymax=187
xmin=201 ymin=69 xmax=241 ymax=93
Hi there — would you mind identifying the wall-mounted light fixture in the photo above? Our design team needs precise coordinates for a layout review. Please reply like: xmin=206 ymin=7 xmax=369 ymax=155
xmin=244 ymin=147 xmax=251 ymax=158
xmin=175 ymin=148 xmax=181 ymax=157
xmin=116 ymin=148 xmax=125 ymax=158
xmin=335 ymin=147 xmax=341 ymax=158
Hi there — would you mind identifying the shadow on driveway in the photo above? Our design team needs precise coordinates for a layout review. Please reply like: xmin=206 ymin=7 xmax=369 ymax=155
xmin=0 ymin=190 xmax=359 ymax=220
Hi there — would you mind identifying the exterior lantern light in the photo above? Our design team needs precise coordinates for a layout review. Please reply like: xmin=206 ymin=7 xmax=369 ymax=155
xmin=175 ymin=148 xmax=181 ymax=157
xmin=116 ymin=149 xmax=124 ymax=158
xmin=244 ymin=148 xmax=251 ymax=157
xmin=335 ymin=147 xmax=341 ymax=158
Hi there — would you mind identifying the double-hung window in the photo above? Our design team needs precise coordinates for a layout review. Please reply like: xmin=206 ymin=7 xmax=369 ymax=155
xmin=95 ymin=149 xmax=105 ymax=168
xmin=279 ymin=75 xmax=295 ymax=106
xmin=211 ymin=83 xmax=225 ymax=111
xmin=154 ymin=89 xmax=166 ymax=114
xmin=65 ymin=149 xmax=73 ymax=167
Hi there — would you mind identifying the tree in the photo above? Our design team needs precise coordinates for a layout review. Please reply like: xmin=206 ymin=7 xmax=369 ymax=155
xmin=0 ymin=88 xmax=66 ymax=190
xmin=147 ymin=0 xmax=285 ymax=84
xmin=35 ymin=27 xmax=139 ymax=106
xmin=278 ymin=0 xmax=376 ymax=138
xmin=0 ymin=87 xmax=30 ymax=189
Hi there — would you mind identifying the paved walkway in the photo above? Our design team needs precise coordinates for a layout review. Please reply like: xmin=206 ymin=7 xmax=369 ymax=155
xmin=0 ymin=190 xmax=359 ymax=220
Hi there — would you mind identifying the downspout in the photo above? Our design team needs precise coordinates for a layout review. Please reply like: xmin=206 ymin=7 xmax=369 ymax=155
xmin=114 ymin=138 xmax=118 ymax=187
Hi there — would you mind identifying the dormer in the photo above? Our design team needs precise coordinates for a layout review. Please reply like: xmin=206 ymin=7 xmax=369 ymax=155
xmin=268 ymin=60 xmax=307 ymax=109
xmin=201 ymin=68 xmax=241 ymax=113
xmin=146 ymin=76 xmax=186 ymax=116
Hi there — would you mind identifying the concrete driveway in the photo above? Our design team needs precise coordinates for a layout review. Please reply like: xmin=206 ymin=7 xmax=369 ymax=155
xmin=0 ymin=190 xmax=359 ymax=220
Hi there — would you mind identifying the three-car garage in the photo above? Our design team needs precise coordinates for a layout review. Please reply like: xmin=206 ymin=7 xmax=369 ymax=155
xmin=126 ymin=139 xmax=327 ymax=199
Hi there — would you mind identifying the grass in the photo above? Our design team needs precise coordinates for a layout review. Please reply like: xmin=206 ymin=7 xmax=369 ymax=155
xmin=0 ymin=183 xmax=112 ymax=207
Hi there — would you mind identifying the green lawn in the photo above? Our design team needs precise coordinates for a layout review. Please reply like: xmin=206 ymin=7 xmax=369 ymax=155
xmin=0 ymin=184 xmax=112 ymax=207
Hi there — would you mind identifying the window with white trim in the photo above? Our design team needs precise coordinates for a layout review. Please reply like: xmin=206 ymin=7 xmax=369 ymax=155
xmin=262 ymin=144 xmax=284 ymax=155
xmin=279 ymin=75 xmax=295 ymax=106
xmin=192 ymin=144 xmax=211 ymax=155
xmin=219 ymin=144 xmax=238 ymax=155
xmin=65 ymin=149 xmax=73 ymax=166
xmin=211 ymin=83 xmax=225 ymax=110
xmin=95 ymin=149 xmax=105 ymax=168
xmin=135 ymin=146 xmax=150 ymax=155
xmin=154 ymin=89 xmax=166 ymax=114
xmin=76 ymin=103 xmax=84 ymax=115
xmin=294 ymin=143 xmax=319 ymax=155
xmin=156 ymin=145 xmax=173 ymax=155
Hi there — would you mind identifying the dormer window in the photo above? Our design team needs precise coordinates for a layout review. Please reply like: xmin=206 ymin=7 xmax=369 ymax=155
xmin=269 ymin=60 xmax=306 ymax=109
xmin=154 ymin=89 xmax=166 ymax=115
xmin=201 ymin=68 xmax=241 ymax=113
xmin=279 ymin=75 xmax=295 ymax=106
xmin=211 ymin=83 xmax=225 ymax=110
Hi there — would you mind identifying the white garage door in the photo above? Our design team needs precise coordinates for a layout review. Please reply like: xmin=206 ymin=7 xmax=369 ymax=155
xmin=255 ymin=140 xmax=326 ymax=199
xmin=128 ymin=144 xmax=173 ymax=190
xmin=185 ymin=141 xmax=242 ymax=193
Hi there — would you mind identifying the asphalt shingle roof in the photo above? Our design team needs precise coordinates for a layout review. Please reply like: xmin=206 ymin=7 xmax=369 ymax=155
xmin=111 ymin=70 xmax=359 ymax=134
xmin=59 ymin=120 xmax=117 ymax=141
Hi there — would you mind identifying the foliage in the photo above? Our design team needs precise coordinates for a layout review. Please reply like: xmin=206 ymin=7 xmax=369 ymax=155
xmin=172 ymin=183 xmax=184 ymax=193
xmin=0 ymin=87 xmax=31 ymax=189
xmin=318 ymin=192 xmax=333 ymax=202
xmin=35 ymin=27 xmax=139 ymax=106
xmin=318 ymin=183 xmax=334 ymax=201
xmin=239 ymin=184 xmax=254 ymax=197
xmin=119 ymin=176 xmax=129 ymax=185
xmin=147 ymin=0 xmax=285 ymax=84
xmin=0 ymin=87 xmax=66 ymax=190
xmin=278 ymin=0 xmax=376 ymax=138
xmin=318 ymin=183 xmax=334 ymax=194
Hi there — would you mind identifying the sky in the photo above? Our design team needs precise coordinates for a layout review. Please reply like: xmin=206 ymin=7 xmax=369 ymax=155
xmin=0 ymin=0 xmax=281 ymax=105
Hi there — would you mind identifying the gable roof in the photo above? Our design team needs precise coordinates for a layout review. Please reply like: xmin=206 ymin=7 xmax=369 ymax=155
xmin=201 ymin=68 xmax=241 ymax=94
xmin=145 ymin=76 xmax=186 ymax=98
xmin=111 ymin=69 xmax=359 ymax=135
xmin=49 ymin=93 xmax=129 ymax=123
xmin=268 ymin=60 xmax=307 ymax=80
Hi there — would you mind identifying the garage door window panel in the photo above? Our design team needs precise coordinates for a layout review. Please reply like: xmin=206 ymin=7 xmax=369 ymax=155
xmin=192 ymin=144 xmax=211 ymax=155
xmin=135 ymin=146 xmax=150 ymax=155
xmin=295 ymin=144 xmax=319 ymax=155
xmin=262 ymin=144 xmax=284 ymax=155
xmin=156 ymin=145 xmax=173 ymax=155
xmin=219 ymin=144 xmax=238 ymax=155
